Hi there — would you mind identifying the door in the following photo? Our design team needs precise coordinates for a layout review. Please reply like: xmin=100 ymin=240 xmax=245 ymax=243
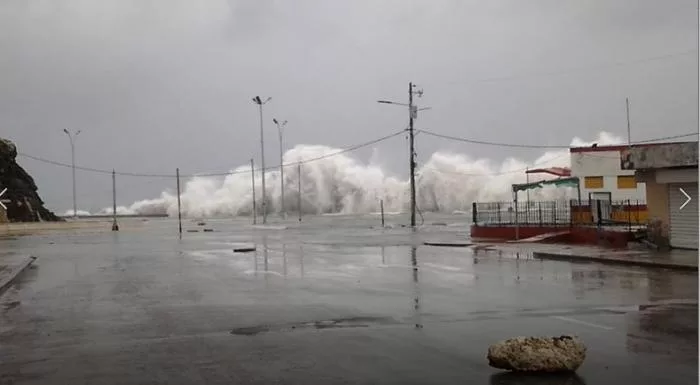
xmin=589 ymin=192 xmax=612 ymax=224
xmin=669 ymin=183 xmax=698 ymax=249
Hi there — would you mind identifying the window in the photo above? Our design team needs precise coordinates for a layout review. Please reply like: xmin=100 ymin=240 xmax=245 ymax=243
xmin=617 ymin=175 xmax=637 ymax=189
xmin=584 ymin=176 xmax=604 ymax=189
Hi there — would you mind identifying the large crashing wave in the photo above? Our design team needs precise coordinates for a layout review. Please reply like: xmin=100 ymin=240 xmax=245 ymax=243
xmin=89 ymin=131 xmax=624 ymax=217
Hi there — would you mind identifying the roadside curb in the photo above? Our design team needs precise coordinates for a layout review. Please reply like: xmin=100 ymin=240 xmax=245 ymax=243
xmin=0 ymin=256 xmax=37 ymax=295
xmin=533 ymin=252 xmax=697 ymax=272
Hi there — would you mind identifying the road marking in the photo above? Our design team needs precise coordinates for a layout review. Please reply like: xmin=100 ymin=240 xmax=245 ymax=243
xmin=0 ymin=188 xmax=6 ymax=210
xmin=552 ymin=315 xmax=614 ymax=330
xmin=680 ymin=188 xmax=692 ymax=210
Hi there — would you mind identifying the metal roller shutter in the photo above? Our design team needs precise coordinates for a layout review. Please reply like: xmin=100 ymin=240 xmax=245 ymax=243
xmin=668 ymin=183 xmax=698 ymax=249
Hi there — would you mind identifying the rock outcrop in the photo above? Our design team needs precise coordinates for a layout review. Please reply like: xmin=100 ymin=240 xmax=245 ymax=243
xmin=0 ymin=138 xmax=61 ymax=222
xmin=487 ymin=335 xmax=586 ymax=372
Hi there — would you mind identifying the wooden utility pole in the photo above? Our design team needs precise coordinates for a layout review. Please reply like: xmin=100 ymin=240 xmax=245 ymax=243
xmin=408 ymin=82 xmax=417 ymax=228
xmin=380 ymin=199 xmax=385 ymax=227
xmin=176 ymin=168 xmax=182 ymax=237
xmin=297 ymin=162 xmax=302 ymax=222
xmin=626 ymin=97 xmax=632 ymax=147
xmin=111 ymin=169 xmax=119 ymax=231
xmin=251 ymin=158 xmax=257 ymax=225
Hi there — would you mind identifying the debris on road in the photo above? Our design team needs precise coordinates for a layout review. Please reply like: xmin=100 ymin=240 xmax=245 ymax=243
xmin=186 ymin=229 xmax=199 ymax=233
xmin=487 ymin=335 xmax=586 ymax=372
xmin=197 ymin=221 xmax=206 ymax=226
xmin=423 ymin=241 xmax=473 ymax=247
xmin=233 ymin=247 xmax=256 ymax=253
xmin=203 ymin=228 xmax=214 ymax=232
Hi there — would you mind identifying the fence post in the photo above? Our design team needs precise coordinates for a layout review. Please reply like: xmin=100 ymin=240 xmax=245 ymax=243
xmin=538 ymin=202 xmax=542 ymax=226
xmin=552 ymin=201 xmax=557 ymax=226
xmin=627 ymin=199 xmax=632 ymax=233
xmin=472 ymin=202 xmax=477 ymax=225
xmin=569 ymin=200 xmax=573 ymax=228
xmin=497 ymin=202 xmax=501 ymax=225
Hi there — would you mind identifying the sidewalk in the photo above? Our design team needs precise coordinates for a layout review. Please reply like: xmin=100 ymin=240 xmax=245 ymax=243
xmin=0 ymin=253 xmax=36 ymax=295
xmin=474 ymin=243 xmax=698 ymax=271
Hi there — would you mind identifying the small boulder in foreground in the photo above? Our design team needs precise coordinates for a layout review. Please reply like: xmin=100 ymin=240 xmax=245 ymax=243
xmin=487 ymin=335 xmax=586 ymax=372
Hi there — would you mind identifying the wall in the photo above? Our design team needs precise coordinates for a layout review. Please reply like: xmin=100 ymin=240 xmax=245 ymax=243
xmin=470 ymin=225 xmax=633 ymax=248
xmin=622 ymin=142 xmax=698 ymax=169
xmin=645 ymin=179 xmax=670 ymax=235
xmin=570 ymin=150 xmax=647 ymax=201
xmin=635 ymin=170 xmax=672 ymax=247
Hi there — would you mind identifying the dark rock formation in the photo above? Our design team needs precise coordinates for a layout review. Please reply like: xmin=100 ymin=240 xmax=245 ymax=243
xmin=0 ymin=138 xmax=61 ymax=222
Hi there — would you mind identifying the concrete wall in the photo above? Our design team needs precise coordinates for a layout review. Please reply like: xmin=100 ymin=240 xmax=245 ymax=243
xmin=622 ymin=142 xmax=698 ymax=170
xmin=635 ymin=169 xmax=674 ymax=247
xmin=645 ymin=180 xmax=670 ymax=237
xmin=570 ymin=151 xmax=646 ymax=201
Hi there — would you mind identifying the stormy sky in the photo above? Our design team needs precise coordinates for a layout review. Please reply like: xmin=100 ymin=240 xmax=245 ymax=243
xmin=1 ymin=0 xmax=697 ymax=213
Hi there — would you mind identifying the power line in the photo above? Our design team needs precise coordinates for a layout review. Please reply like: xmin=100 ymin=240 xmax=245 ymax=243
xmin=420 ymin=130 xmax=570 ymax=149
xmin=418 ymin=153 xmax=570 ymax=177
xmin=420 ymin=129 xmax=699 ymax=149
xmin=18 ymin=129 xmax=407 ymax=179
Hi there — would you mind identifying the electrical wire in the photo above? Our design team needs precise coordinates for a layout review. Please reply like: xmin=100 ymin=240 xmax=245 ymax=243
xmin=18 ymin=128 xmax=407 ymax=179
xmin=418 ymin=153 xmax=570 ymax=177
xmin=419 ymin=129 xmax=699 ymax=149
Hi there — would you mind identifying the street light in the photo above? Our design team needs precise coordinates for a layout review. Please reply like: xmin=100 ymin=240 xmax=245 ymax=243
xmin=273 ymin=118 xmax=288 ymax=219
xmin=252 ymin=96 xmax=272 ymax=224
xmin=63 ymin=129 xmax=81 ymax=218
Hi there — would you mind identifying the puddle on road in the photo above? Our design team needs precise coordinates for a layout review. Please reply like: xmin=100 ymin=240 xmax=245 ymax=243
xmin=230 ymin=316 xmax=399 ymax=336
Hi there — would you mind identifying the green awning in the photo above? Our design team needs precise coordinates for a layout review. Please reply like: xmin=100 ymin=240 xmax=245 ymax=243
xmin=512 ymin=177 xmax=579 ymax=193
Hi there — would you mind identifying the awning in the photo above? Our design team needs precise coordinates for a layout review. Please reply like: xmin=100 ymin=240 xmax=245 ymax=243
xmin=512 ymin=177 xmax=580 ymax=193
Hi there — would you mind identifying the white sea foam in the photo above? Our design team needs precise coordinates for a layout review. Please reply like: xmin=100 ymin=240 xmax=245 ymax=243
xmin=84 ymin=131 xmax=623 ymax=217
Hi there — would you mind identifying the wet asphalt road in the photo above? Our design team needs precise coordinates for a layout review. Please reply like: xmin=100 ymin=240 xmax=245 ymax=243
xmin=0 ymin=216 xmax=697 ymax=384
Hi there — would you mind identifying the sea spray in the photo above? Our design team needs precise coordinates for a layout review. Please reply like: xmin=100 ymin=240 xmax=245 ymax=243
xmin=87 ymin=131 xmax=625 ymax=217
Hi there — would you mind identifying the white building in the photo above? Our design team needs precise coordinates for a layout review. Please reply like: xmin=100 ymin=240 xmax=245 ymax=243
xmin=570 ymin=145 xmax=647 ymax=203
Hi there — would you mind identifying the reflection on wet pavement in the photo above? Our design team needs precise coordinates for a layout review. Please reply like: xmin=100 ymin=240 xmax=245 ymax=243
xmin=489 ymin=372 xmax=586 ymax=385
xmin=0 ymin=216 xmax=696 ymax=384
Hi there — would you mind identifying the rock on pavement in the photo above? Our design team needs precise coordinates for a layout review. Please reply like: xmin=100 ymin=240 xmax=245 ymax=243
xmin=487 ymin=335 xmax=586 ymax=372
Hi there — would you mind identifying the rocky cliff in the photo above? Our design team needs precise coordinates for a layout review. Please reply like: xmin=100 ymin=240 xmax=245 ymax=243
xmin=0 ymin=139 xmax=61 ymax=222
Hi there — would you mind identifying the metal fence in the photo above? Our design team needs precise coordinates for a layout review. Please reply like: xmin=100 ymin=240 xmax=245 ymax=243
xmin=472 ymin=199 xmax=647 ymax=228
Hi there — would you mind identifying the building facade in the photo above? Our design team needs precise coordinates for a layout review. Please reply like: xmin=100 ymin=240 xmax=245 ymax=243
xmin=621 ymin=141 xmax=698 ymax=249
xmin=570 ymin=145 xmax=647 ymax=202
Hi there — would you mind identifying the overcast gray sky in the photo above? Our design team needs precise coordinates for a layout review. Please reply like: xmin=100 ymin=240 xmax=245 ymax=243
xmin=1 ymin=0 xmax=697 ymax=213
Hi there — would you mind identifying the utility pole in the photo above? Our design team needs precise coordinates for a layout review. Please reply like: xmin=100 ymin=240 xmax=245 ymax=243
xmin=252 ymin=96 xmax=272 ymax=224
xmin=111 ymin=169 xmax=119 ymax=231
xmin=408 ymin=82 xmax=417 ymax=228
xmin=273 ymin=118 xmax=288 ymax=219
xmin=62 ymin=129 xmax=81 ymax=218
xmin=377 ymin=83 xmax=425 ymax=228
xmin=380 ymin=199 xmax=385 ymax=227
xmin=251 ymin=158 xmax=257 ymax=225
xmin=176 ymin=168 xmax=182 ymax=237
xmin=626 ymin=97 xmax=631 ymax=148
xmin=297 ymin=162 xmax=302 ymax=222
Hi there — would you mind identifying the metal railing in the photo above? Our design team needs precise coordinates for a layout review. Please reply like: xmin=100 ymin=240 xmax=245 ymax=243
xmin=472 ymin=199 xmax=647 ymax=229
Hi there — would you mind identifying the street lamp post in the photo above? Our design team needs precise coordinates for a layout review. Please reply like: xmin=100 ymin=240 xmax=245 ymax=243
xmin=273 ymin=118 xmax=288 ymax=219
xmin=252 ymin=96 xmax=272 ymax=224
xmin=63 ymin=129 xmax=81 ymax=218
